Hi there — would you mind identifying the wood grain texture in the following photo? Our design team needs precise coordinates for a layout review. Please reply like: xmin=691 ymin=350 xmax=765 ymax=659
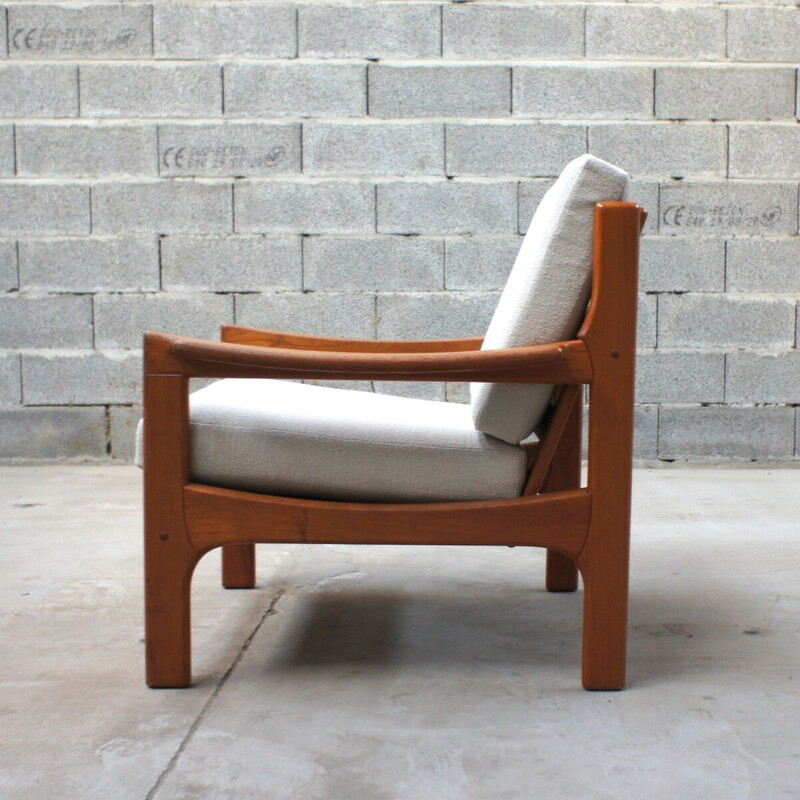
xmin=219 ymin=327 xmax=257 ymax=591
xmin=221 ymin=543 xmax=256 ymax=589
xmin=221 ymin=324 xmax=483 ymax=353
xmin=184 ymin=484 xmax=592 ymax=558
xmin=143 ymin=369 xmax=198 ymax=688
xmin=143 ymin=332 xmax=593 ymax=384
xmin=544 ymin=393 xmax=583 ymax=593
xmin=524 ymin=384 xmax=581 ymax=497
xmin=577 ymin=201 xmax=645 ymax=690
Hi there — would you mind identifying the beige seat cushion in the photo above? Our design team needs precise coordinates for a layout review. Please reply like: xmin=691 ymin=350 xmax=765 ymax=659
xmin=136 ymin=379 xmax=527 ymax=503
xmin=471 ymin=154 xmax=630 ymax=444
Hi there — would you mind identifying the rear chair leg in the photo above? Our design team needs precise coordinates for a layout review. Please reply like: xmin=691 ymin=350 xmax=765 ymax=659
xmin=222 ymin=544 xmax=256 ymax=589
xmin=546 ymin=551 xmax=579 ymax=592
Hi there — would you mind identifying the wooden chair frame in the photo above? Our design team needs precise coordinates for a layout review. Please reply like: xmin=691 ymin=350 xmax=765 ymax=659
xmin=143 ymin=201 xmax=645 ymax=691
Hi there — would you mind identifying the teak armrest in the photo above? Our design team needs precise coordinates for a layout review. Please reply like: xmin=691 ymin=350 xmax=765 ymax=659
xmin=221 ymin=324 xmax=484 ymax=353
xmin=144 ymin=332 xmax=593 ymax=384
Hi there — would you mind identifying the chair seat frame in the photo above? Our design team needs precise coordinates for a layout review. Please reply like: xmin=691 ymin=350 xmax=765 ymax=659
xmin=143 ymin=201 xmax=645 ymax=691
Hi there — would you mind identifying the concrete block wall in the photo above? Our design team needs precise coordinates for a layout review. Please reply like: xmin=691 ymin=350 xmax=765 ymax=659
xmin=0 ymin=0 xmax=798 ymax=463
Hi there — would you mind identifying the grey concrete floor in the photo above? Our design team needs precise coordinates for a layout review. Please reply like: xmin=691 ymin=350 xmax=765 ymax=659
xmin=0 ymin=466 xmax=798 ymax=799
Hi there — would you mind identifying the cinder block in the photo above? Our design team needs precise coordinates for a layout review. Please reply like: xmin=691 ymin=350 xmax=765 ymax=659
xmin=726 ymin=239 xmax=800 ymax=293
xmin=445 ymin=237 xmax=521 ymax=291
xmin=0 ymin=242 xmax=17 ymax=291
xmin=372 ymin=382 xmax=446 ymax=402
xmin=586 ymin=6 xmax=724 ymax=60
xmin=589 ymin=123 xmax=726 ymax=178
xmin=300 ymin=3 xmax=440 ymax=58
xmin=726 ymin=353 xmax=800 ymax=404
xmin=225 ymin=64 xmax=366 ymax=118
xmin=16 ymin=123 xmax=156 ymax=177
xmin=92 ymin=182 xmax=232 ymax=234
xmin=23 ymin=351 xmax=142 ymax=405
xmin=378 ymin=181 xmax=516 ymax=235
xmin=158 ymin=123 xmax=300 ymax=177
xmin=638 ymin=294 xmax=657 ymax=349
xmin=155 ymin=4 xmax=295 ymax=58
xmin=109 ymin=405 xmax=141 ymax=461
xmin=94 ymin=293 xmax=233 ymax=349
xmin=304 ymin=236 xmax=443 ymax=291
xmin=639 ymin=238 xmax=725 ymax=293
xmin=80 ymin=64 xmax=221 ymax=118
xmin=446 ymin=123 xmax=585 ymax=177
xmin=0 ymin=125 xmax=14 ymax=176
xmin=19 ymin=236 xmax=158 ymax=292
xmin=634 ymin=404 xmax=658 ymax=461
xmin=0 ymin=407 xmax=107 ymax=460
xmin=236 ymin=292 xmax=376 ymax=339
xmin=0 ymin=64 xmax=77 ymax=118
xmin=161 ymin=236 xmax=301 ymax=292
xmin=636 ymin=350 xmax=724 ymax=403
xmin=0 ymin=184 xmax=89 ymax=236
xmin=0 ymin=11 xmax=6 ymax=58
xmin=443 ymin=5 xmax=583 ymax=59
xmin=0 ymin=354 xmax=21 ymax=405
xmin=728 ymin=8 xmax=800 ymax=62
xmin=518 ymin=180 xmax=554 ymax=234
xmin=235 ymin=181 xmax=374 ymax=235
xmin=376 ymin=292 xmax=497 ymax=340
xmin=304 ymin=122 xmax=443 ymax=177
xmin=0 ymin=295 xmax=92 ymax=348
xmin=729 ymin=125 xmax=800 ymax=179
xmin=658 ymin=406 xmax=795 ymax=460
xmin=796 ymin=410 xmax=799 ymax=458
xmin=658 ymin=295 xmax=795 ymax=349
xmin=369 ymin=65 xmax=510 ymax=118
xmin=8 ymin=5 xmax=151 ymax=59
xmin=660 ymin=182 xmax=797 ymax=236
xmin=629 ymin=180 xmax=658 ymax=234
xmin=655 ymin=67 xmax=795 ymax=121
xmin=513 ymin=66 xmax=653 ymax=120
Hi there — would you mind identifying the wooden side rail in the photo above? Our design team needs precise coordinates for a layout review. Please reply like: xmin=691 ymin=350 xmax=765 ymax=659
xmin=222 ymin=324 xmax=483 ymax=353
xmin=184 ymin=484 xmax=592 ymax=560
xmin=144 ymin=333 xmax=594 ymax=384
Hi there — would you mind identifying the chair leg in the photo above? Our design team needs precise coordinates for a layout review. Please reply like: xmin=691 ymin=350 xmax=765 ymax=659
xmin=545 ymin=396 xmax=582 ymax=592
xmin=144 ymin=538 xmax=198 ymax=688
xmin=579 ymin=549 xmax=628 ymax=691
xmin=546 ymin=551 xmax=578 ymax=592
xmin=143 ymin=370 xmax=199 ymax=688
xmin=222 ymin=544 xmax=256 ymax=589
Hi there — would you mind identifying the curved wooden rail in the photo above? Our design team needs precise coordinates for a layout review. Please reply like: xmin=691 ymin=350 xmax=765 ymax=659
xmin=221 ymin=324 xmax=484 ymax=353
xmin=184 ymin=484 xmax=592 ymax=560
xmin=144 ymin=332 xmax=594 ymax=384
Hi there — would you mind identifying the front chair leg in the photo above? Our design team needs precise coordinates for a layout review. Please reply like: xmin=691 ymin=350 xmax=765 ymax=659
xmin=222 ymin=544 xmax=256 ymax=589
xmin=145 ymin=538 xmax=199 ymax=688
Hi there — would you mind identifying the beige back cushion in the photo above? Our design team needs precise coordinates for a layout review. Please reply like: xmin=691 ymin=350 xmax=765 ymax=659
xmin=470 ymin=154 xmax=630 ymax=444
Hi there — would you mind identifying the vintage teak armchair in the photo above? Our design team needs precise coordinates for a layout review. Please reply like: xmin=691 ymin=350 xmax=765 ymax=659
xmin=139 ymin=155 xmax=646 ymax=691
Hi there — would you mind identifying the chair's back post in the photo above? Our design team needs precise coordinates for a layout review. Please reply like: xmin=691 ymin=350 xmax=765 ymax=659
xmin=142 ymin=334 xmax=198 ymax=687
xmin=577 ymin=201 xmax=644 ymax=690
